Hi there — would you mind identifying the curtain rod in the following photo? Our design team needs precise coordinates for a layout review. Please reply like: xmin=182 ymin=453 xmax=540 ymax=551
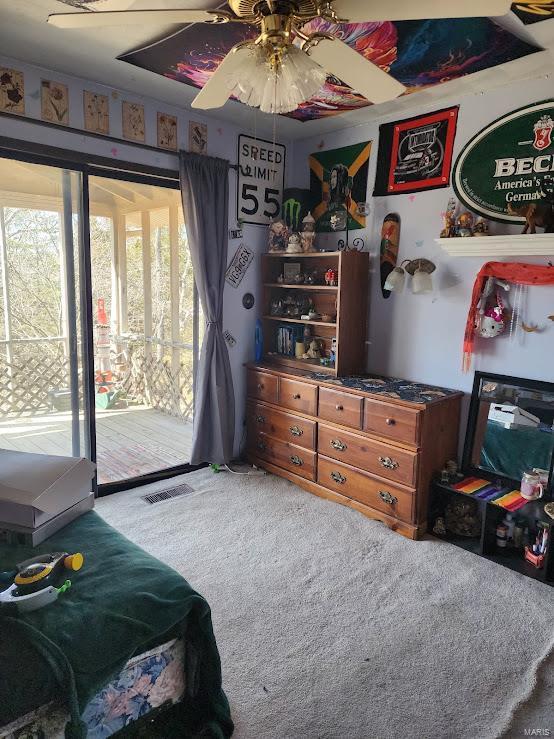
xmin=0 ymin=110 xmax=241 ymax=173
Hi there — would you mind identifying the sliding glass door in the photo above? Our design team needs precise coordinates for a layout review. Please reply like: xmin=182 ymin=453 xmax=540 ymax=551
xmin=0 ymin=158 xmax=92 ymax=460
xmin=0 ymin=154 xmax=199 ymax=489
xmin=87 ymin=175 xmax=198 ymax=485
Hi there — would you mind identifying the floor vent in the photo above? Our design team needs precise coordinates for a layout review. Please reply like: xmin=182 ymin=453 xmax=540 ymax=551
xmin=141 ymin=482 xmax=195 ymax=505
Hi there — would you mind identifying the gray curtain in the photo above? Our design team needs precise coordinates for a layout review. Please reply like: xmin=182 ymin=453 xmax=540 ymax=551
xmin=179 ymin=151 xmax=235 ymax=464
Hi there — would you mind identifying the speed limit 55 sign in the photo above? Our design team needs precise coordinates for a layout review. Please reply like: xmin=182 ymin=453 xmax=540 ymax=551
xmin=237 ymin=135 xmax=286 ymax=226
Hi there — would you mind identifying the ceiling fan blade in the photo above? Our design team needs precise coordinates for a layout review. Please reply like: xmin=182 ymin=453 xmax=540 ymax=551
xmin=191 ymin=46 xmax=252 ymax=110
xmin=47 ymin=9 xmax=223 ymax=28
xmin=308 ymin=38 xmax=405 ymax=104
xmin=332 ymin=0 xmax=512 ymax=21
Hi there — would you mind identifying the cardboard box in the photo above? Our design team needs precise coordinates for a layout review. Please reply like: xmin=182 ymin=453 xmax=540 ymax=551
xmin=0 ymin=449 xmax=96 ymax=528
xmin=0 ymin=493 xmax=95 ymax=546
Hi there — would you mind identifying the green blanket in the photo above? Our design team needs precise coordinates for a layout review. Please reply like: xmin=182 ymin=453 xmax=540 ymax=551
xmin=0 ymin=511 xmax=233 ymax=738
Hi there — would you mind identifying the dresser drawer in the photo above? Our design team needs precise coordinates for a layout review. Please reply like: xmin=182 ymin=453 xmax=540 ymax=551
xmin=246 ymin=402 xmax=316 ymax=450
xmin=317 ymin=424 xmax=418 ymax=487
xmin=247 ymin=369 xmax=278 ymax=404
xmin=363 ymin=399 xmax=421 ymax=446
xmin=279 ymin=378 xmax=318 ymax=416
xmin=318 ymin=387 xmax=363 ymax=429
xmin=248 ymin=431 xmax=316 ymax=481
xmin=317 ymin=456 xmax=414 ymax=523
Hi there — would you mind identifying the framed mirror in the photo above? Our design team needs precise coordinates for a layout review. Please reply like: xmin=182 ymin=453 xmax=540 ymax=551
xmin=463 ymin=372 xmax=554 ymax=498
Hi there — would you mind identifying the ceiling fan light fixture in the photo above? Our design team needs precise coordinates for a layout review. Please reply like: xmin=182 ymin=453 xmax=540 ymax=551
xmin=228 ymin=43 xmax=326 ymax=114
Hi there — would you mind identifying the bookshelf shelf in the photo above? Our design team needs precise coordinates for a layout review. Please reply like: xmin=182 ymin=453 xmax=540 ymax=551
xmin=261 ymin=250 xmax=369 ymax=377
xmin=262 ymin=315 xmax=337 ymax=328
xmin=264 ymin=283 xmax=338 ymax=292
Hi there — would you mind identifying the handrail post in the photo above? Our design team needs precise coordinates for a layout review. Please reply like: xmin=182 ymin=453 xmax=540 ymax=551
xmin=0 ymin=205 xmax=13 ymax=407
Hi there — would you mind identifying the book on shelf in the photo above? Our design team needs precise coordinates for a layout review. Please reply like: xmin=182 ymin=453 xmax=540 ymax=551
xmin=276 ymin=324 xmax=304 ymax=356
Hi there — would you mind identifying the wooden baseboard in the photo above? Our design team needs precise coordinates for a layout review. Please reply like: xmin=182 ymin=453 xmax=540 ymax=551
xmin=248 ymin=453 xmax=424 ymax=541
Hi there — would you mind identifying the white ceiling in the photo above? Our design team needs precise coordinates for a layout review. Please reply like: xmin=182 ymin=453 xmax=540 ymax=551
xmin=2 ymin=0 xmax=554 ymax=140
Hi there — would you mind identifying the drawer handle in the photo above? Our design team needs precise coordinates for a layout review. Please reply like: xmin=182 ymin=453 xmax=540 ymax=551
xmin=290 ymin=455 xmax=303 ymax=466
xmin=255 ymin=414 xmax=266 ymax=424
xmin=335 ymin=404 xmax=344 ymax=411
xmin=257 ymin=383 xmax=264 ymax=390
xmin=330 ymin=439 xmax=347 ymax=451
xmin=331 ymin=471 xmax=346 ymax=484
xmin=379 ymin=456 xmax=399 ymax=470
xmin=293 ymin=393 xmax=301 ymax=400
xmin=289 ymin=425 xmax=303 ymax=437
xmin=257 ymin=440 xmax=267 ymax=452
xmin=385 ymin=418 xmax=396 ymax=426
xmin=379 ymin=490 xmax=397 ymax=505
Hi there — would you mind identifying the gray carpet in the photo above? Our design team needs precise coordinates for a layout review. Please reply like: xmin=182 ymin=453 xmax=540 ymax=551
xmin=96 ymin=468 xmax=554 ymax=739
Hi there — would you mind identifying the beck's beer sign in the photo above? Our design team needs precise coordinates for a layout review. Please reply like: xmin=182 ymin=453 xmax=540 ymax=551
xmin=453 ymin=101 xmax=554 ymax=223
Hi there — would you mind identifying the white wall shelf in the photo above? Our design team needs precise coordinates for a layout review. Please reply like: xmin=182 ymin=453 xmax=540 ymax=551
xmin=435 ymin=233 xmax=554 ymax=257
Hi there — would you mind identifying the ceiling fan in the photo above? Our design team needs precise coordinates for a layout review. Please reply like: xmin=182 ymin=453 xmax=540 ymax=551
xmin=47 ymin=0 xmax=513 ymax=115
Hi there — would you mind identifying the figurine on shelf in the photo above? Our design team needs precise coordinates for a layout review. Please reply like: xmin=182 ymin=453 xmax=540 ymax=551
xmin=330 ymin=337 xmax=337 ymax=365
xmin=277 ymin=273 xmax=285 ymax=284
xmin=456 ymin=211 xmax=474 ymax=237
xmin=268 ymin=219 xmax=288 ymax=252
xmin=473 ymin=216 xmax=489 ymax=235
xmin=270 ymin=298 xmax=284 ymax=316
xmin=292 ymin=272 xmax=305 ymax=285
xmin=325 ymin=267 xmax=337 ymax=286
xmin=440 ymin=197 xmax=457 ymax=238
xmin=286 ymin=232 xmax=303 ymax=254
xmin=301 ymin=211 xmax=317 ymax=253
xmin=303 ymin=339 xmax=321 ymax=360
xmin=433 ymin=517 xmax=447 ymax=536
xmin=507 ymin=174 xmax=554 ymax=233
xmin=304 ymin=270 xmax=316 ymax=285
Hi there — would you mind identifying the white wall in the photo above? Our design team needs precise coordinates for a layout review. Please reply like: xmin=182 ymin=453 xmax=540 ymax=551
xmin=291 ymin=75 xmax=554 ymax=402
xmin=0 ymin=55 xmax=292 ymax=457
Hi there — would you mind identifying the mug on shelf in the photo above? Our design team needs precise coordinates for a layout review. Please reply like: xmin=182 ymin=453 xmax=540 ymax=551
xmin=521 ymin=470 xmax=544 ymax=501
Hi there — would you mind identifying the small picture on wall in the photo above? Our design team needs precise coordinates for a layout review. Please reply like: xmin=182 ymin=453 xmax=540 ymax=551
xmin=0 ymin=67 xmax=24 ymax=115
xmin=84 ymin=90 xmax=109 ymax=134
xmin=374 ymin=106 xmax=458 ymax=196
xmin=189 ymin=121 xmax=207 ymax=154
xmin=122 ymin=101 xmax=145 ymax=142
xmin=157 ymin=112 xmax=178 ymax=150
xmin=41 ymin=80 xmax=69 ymax=125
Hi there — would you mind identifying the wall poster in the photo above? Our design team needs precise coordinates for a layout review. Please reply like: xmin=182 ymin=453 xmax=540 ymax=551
xmin=309 ymin=141 xmax=371 ymax=232
xmin=237 ymin=135 xmax=286 ymax=226
xmin=452 ymin=100 xmax=554 ymax=223
xmin=510 ymin=1 xmax=554 ymax=24
xmin=374 ymin=107 xmax=458 ymax=196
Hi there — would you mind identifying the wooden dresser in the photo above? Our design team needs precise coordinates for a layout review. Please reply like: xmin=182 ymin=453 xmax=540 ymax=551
xmin=246 ymin=364 xmax=463 ymax=540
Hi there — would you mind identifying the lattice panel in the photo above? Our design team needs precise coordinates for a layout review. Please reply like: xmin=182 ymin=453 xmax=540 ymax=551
xmin=122 ymin=351 xmax=194 ymax=421
xmin=0 ymin=356 xmax=71 ymax=417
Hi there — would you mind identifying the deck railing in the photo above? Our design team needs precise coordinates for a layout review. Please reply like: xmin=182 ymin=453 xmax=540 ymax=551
xmin=0 ymin=337 xmax=194 ymax=420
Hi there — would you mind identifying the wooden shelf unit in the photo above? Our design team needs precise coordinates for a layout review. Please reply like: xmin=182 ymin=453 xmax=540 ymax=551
xmin=261 ymin=250 xmax=369 ymax=377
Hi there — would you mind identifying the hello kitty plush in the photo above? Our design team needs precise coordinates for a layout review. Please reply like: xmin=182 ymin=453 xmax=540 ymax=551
xmin=475 ymin=278 xmax=508 ymax=338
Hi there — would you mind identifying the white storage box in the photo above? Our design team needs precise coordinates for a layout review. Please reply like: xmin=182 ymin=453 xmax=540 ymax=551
xmin=0 ymin=449 xmax=96 ymax=528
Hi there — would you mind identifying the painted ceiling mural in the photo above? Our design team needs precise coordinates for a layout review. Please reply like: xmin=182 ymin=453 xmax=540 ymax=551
xmin=55 ymin=2 xmax=545 ymax=121
xmin=119 ymin=17 xmax=538 ymax=121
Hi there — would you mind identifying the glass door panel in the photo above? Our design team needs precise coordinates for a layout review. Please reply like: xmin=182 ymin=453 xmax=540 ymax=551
xmin=0 ymin=158 xmax=91 ymax=461
xmin=88 ymin=177 xmax=196 ymax=485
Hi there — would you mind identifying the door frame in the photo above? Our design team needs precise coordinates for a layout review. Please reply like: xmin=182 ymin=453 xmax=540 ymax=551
xmin=0 ymin=136 xmax=204 ymax=495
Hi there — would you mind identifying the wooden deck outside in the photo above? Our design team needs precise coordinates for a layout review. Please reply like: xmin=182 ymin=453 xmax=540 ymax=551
xmin=0 ymin=405 xmax=193 ymax=484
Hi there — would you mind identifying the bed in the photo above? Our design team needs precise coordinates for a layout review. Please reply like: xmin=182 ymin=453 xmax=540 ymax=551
xmin=0 ymin=511 xmax=233 ymax=738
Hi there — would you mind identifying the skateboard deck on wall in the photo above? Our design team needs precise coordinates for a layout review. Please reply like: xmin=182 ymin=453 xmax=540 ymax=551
xmin=380 ymin=212 xmax=400 ymax=299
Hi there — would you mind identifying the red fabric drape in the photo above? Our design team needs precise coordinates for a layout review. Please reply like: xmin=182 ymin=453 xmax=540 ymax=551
xmin=463 ymin=261 xmax=554 ymax=372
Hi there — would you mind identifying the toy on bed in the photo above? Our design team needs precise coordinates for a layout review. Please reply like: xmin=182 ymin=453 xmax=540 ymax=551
xmin=0 ymin=551 xmax=83 ymax=613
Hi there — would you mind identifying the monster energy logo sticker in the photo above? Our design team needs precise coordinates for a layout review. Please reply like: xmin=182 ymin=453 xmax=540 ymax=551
xmin=283 ymin=198 xmax=301 ymax=230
